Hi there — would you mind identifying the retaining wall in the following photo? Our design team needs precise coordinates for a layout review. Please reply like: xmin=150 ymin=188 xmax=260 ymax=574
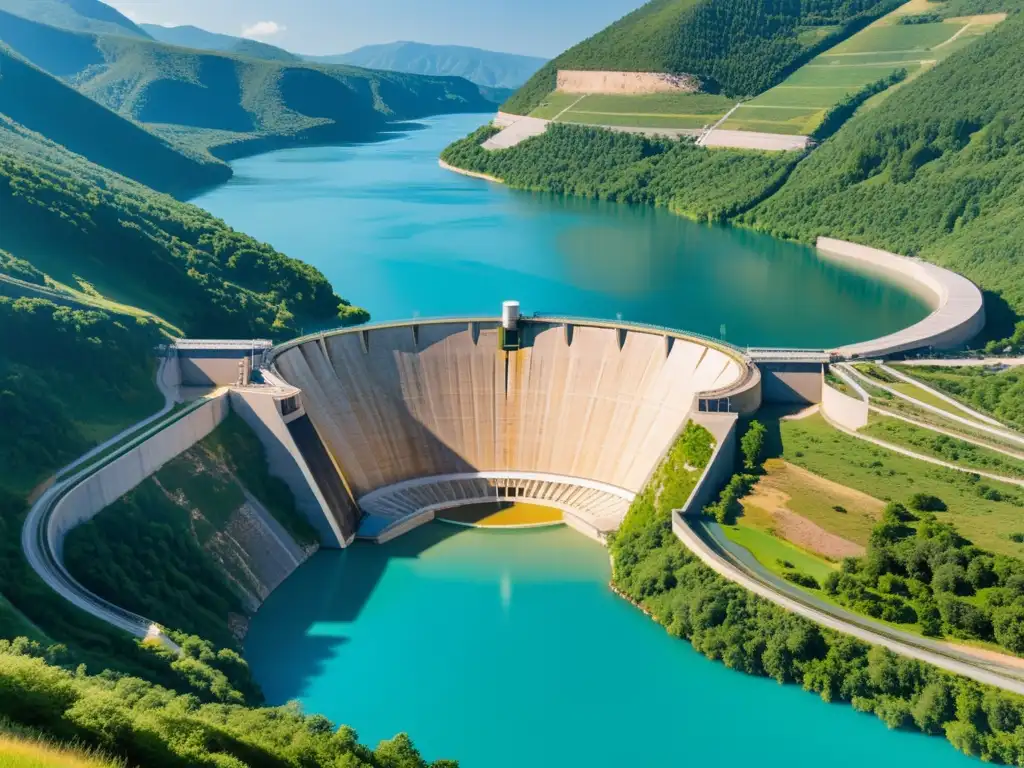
xmin=229 ymin=388 xmax=349 ymax=548
xmin=49 ymin=393 xmax=229 ymax=554
xmin=819 ymin=238 xmax=986 ymax=358
xmin=820 ymin=376 xmax=869 ymax=430
xmin=556 ymin=70 xmax=699 ymax=94
xmin=680 ymin=412 xmax=739 ymax=517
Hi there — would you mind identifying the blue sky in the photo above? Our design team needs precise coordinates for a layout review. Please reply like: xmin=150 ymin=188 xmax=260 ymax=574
xmin=105 ymin=0 xmax=645 ymax=58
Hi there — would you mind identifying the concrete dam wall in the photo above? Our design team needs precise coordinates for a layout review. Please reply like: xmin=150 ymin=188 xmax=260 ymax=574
xmin=273 ymin=319 xmax=752 ymax=536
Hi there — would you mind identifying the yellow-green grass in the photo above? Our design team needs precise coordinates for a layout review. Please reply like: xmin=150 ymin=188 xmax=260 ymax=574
xmin=721 ymin=518 xmax=837 ymax=583
xmin=779 ymin=413 xmax=1024 ymax=557
xmin=856 ymin=363 xmax=984 ymax=420
xmin=827 ymin=21 xmax=964 ymax=53
xmin=722 ymin=107 xmax=824 ymax=135
xmin=530 ymin=92 xmax=732 ymax=129
xmin=741 ymin=459 xmax=882 ymax=547
xmin=557 ymin=112 xmax=712 ymax=129
xmin=861 ymin=414 xmax=1024 ymax=480
xmin=528 ymin=91 xmax=585 ymax=119
xmin=816 ymin=50 xmax=935 ymax=65
xmin=0 ymin=734 xmax=119 ymax=768
xmin=436 ymin=501 xmax=563 ymax=527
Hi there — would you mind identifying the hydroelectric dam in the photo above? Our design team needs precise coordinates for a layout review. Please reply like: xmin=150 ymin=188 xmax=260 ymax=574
xmin=26 ymin=234 xmax=1016 ymax=693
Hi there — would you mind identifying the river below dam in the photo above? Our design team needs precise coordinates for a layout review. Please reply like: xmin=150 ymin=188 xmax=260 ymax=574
xmin=193 ymin=115 xmax=972 ymax=766
xmin=192 ymin=113 xmax=928 ymax=348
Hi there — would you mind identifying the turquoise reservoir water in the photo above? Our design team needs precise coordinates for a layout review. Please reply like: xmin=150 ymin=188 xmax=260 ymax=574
xmin=246 ymin=524 xmax=973 ymax=767
xmin=191 ymin=113 xmax=928 ymax=348
xmin=203 ymin=115 xmax=966 ymax=765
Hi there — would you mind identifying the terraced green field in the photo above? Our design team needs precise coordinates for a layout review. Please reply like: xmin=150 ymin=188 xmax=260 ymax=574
xmin=528 ymin=92 xmax=733 ymax=129
xmin=722 ymin=1 xmax=1002 ymax=136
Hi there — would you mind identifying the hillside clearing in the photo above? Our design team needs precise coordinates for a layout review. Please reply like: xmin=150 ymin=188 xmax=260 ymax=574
xmin=724 ymin=0 xmax=1001 ymax=135
xmin=529 ymin=92 xmax=733 ymax=129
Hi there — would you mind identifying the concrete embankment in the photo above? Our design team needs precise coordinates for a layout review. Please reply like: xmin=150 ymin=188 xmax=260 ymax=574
xmin=820 ymin=238 xmax=986 ymax=357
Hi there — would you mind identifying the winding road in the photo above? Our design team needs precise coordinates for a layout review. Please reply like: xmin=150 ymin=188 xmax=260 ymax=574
xmin=21 ymin=358 xmax=186 ymax=645
xmin=675 ymin=515 xmax=1024 ymax=694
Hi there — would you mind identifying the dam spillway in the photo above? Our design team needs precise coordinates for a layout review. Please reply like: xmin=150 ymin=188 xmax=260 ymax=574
xmin=271 ymin=316 xmax=757 ymax=540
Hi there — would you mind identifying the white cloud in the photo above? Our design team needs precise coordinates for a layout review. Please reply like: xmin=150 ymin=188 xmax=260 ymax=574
xmin=241 ymin=21 xmax=286 ymax=39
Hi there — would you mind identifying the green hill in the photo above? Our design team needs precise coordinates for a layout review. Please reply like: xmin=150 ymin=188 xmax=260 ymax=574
xmin=0 ymin=10 xmax=494 ymax=159
xmin=744 ymin=8 xmax=1024 ymax=342
xmin=316 ymin=41 xmax=547 ymax=89
xmin=140 ymin=23 xmax=301 ymax=62
xmin=0 ymin=0 xmax=148 ymax=38
xmin=0 ymin=45 xmax=229 ymax=194
xmin=0 ymin=114 xmax=366 ymax=339
xmin=503 ymin=0 xmax=902 ymax=114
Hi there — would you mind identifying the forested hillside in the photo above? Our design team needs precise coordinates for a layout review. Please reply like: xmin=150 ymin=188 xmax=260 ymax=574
xmin=0 ymin=9 xmax=494 ymax=159
xmin=745 ymin=9 xmax=1024 ymax=340
xmin=0 ymin=45 xmax=229 ymax=194
xmin=0 ymin=116 xmax=367 ymax=338
xmin=442 ymin=123 xmax=800 ymax=221
xmin=320 ymin=41 xmax=547 ymax=89
xmin=504 ymin=0 xmax=901 ymax=114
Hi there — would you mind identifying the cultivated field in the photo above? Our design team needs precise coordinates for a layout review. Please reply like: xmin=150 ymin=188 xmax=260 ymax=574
xmin=722 ymin=0 xmax=1003 ymax=135
xmin=779 ymin=414 xmax=1024 ymax=557
xmin=529 ymin=92 xmax=733 ymax=129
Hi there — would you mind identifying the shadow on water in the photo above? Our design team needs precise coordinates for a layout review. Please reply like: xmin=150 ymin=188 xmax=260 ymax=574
xmin=253 ymin=325 xmax=514 ymax=699
xmin=249 ymin=524 xmax=475 ymax=702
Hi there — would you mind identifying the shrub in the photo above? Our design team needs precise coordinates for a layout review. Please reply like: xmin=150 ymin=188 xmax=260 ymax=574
xmin=783 ymin=570 xmax=820 ymax=589
xmin=910 ymin=494 xmax=947 ymax=513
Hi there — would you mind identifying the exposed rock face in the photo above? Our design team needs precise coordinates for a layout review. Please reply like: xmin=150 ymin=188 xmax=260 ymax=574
xmin=555 ymin=70 xmax=699 ymax=94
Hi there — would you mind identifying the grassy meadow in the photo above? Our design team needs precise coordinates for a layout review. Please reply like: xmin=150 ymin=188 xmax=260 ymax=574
xmin=529 ymin=92 xmax=733 ymax=129
xmin=723 ymin=0 xmax=1002 ymax=135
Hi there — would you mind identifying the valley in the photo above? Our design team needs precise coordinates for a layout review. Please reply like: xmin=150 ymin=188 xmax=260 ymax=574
xmin=2 ymin=0 xmax=1024 ymax=766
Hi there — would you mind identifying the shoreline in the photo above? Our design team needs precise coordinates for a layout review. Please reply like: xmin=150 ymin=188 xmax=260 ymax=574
xmin=437 ymin=157 xmax=504 ymax=184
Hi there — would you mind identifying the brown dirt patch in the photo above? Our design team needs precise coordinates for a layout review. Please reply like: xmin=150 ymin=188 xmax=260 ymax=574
xmin=740 ymin=460 xmax=885 ymax=558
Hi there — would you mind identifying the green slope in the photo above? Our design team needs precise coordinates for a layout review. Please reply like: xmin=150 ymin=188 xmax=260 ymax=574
xmin=0 ymin=115 xmax=367 ymax=339
xmin=744 ymin=9 xmax=1024 ymax=340
xmin=0 ymin=9 xmax=494 ymax=158
xmin=0 ymin=0 xmax=148 ymax=38
xmin=0 ymin=45 xmax=229 ymax=194
xmin=504 ymin=0 xmax=902 ymax=114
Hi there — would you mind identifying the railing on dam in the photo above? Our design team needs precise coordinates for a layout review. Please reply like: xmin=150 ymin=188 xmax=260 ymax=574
xmin=270 ymin=312 xmax=753 ymax=364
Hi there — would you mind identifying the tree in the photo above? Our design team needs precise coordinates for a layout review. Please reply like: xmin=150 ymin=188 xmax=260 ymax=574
xmin=910 ymin=493 xmax=947 ymax=512
xmin=993 ymin=604 xmax=1024 ymax=654
xmin=741 ymin=420 xmax=766 ymax=471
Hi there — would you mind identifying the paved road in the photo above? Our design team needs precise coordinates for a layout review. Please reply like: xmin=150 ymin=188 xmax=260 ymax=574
xmin=840 ymin=363 xmax=1024 ymax=449
xmin=879 ymin=361 xmax=1004 ymax=427
xmin=674 ymin=515 xmax=1024 ymax=694
xmin=21 ymin=361 xmax=186 ymax=644
xmin=896 ymin=357 xmax=1024 ymax=367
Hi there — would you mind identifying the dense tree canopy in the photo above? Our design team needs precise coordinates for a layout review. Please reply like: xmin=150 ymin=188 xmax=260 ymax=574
xmin=442 ymin=124 xmax=800 ymax=222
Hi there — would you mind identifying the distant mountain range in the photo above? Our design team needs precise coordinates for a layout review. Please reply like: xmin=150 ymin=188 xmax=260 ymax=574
xmin=142 ymin=25 xmax=545 ymax=89
xmin=140 ymin=23 xmax=301 ymax=62
xmin=0 ymin=7 xmax=494 ymax=174
xmin=312 ymin=41 xmax=547 ymax=90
